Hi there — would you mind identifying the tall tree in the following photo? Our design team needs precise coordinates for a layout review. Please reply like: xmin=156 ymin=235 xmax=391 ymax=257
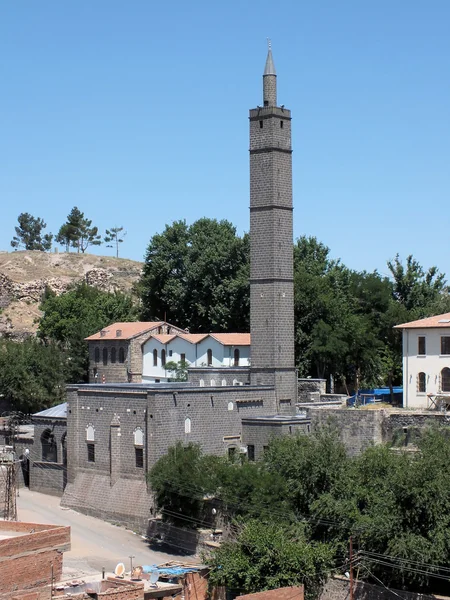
xmin=10 ymin=213 xmax=53 ymax=251
xmin=38 ymin=283 xmax=138 ymax=382
xmin=140 ymin=218 xmax=249 ymax=332
xmin=59 ymin=207 xmax=102 ymax=254
xmin=104 ymin=226 xmax=126 ymax=258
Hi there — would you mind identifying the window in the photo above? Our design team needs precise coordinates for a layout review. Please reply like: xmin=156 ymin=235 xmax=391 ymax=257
xmin=280 ymin=120 xmax=284 ymax=128
xmin=228 ymin=401 xmax=234 ymax=411
xmin=259 ymin=120 xmax=263 ymax=128
xmin=153 ymin=349 xmax=158 ymax=367
xmin=418 ymin=336 xmax=426 ymax=356
xmin=418 ymin=372 xmax=426 ymax=393
xmin=169 ymin=350 xmax=173 ymax=357
xmin=222 ymin=379 xmax=227 ymax=386
xmin=119 ymin=347 xmax=125 ymax=363
xmin=210 ymin=379 xmax=216 ymax=387
xmin=185 ymin=417 xmax=191 ymax=434
xmin=199 ymin=379 xmax=204 ymax=387
xmin=228 ymin=447 xmax=236 ymax=460
xmin=247 ymin=445 xmax=255 ymax=461
xmin=441 ymin=337 xmax=450 ymax=355
xmin=181 ymin=353 xmax=186 ymax=363
xmin=94 ymin=347 xmax=100 ymax=363
xmin=86 ymin=425 xmax=95 ymax=442
xmin=111 ymin=348 xmax=116 ymax=363
xmin=442 ymin=368 xmax=450 ymax=392
xmin=87 ymin=443 xmax=95 ymax=463
xmin=134 ymin=428 xmax=144 ymax=446
xmin=41 ymin=429 xmax=57 ymax=462
xmin=234 ymin=348 xmax=240 ymax=367
xmin=207 ymin=349 xmax=213 ymax=366
xmin=102 ymin=348 xmax=108 ymax=366
xmin=161 ymin=349 xmax=166 ymax=367
xmin=135 ymin=448 xmax=144 ymax=468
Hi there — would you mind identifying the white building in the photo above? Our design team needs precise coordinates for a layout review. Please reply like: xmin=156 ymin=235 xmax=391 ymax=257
xmin=395 ymin=312 xmax=450 ymax=409
xmin=141 ymin=332 xmax=250 ymax=383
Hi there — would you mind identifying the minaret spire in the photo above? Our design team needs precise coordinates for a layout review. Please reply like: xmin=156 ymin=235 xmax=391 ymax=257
xmin=263 ymin=39 xmax=277 ymax=106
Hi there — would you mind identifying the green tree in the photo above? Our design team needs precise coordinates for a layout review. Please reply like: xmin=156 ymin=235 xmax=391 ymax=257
xmin=0 ymin=338 xmax=66 ymax=413
xmin=140 ymin=218 xmax=249 ymax=332
xmin=10 ymin=213 xmax=53 ymax=251
xmin=164 ymin=360 xmax=189 ymax=382
xmin=207 ymin=519 xmax=334 ymax=600
xmin=38 ymin=283 xmax=137 ymax=382
xmin=104 ymin=226 xmax=126 ymax=258
xmin=60 ymin=207 xmax=102 ymax=253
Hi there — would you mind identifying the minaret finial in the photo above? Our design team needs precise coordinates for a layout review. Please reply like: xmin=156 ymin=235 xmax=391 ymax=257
xmin=263 ymin=40 xmax=276 ymax=76
xmin=268 ymin=38 xmax=272 ymax=51
xmin=263 ymin=39 xmax=277 ymax=105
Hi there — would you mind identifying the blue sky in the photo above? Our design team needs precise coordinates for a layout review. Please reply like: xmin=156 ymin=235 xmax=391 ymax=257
xmin=1 ymin=1 xmax=449 ymax=279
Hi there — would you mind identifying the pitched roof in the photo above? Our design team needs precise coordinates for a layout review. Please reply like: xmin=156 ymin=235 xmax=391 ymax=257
xmin=394 ymin=312 xmax=450 ymax=330
xmin=33 ymin=402 xmax=67 ymax=419
xmin=151 ymin=334 xmax=178 ymax=344
xmin=178 ymin=333 xmax=209 ymax=344
xmin=209 ymin=333 xmax=251 ymax=346
xmin=85 ymin=322 xmax=163 ymax=341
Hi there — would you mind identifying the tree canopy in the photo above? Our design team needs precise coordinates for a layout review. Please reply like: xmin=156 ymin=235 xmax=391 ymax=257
xmin=0 ymin=338 xmax=66 ymax=413
xmin=55 ymin=207 xmax=102 ymax=253
xmin=38 ymin=283 xmax=138 ymax=382
xmin=152 ymin=429 xmax=450 ymax=598
xmin=140 ymin=218 xmax=249 ymax=332
xmin=10 ymin=213 xmax=53 ymax=251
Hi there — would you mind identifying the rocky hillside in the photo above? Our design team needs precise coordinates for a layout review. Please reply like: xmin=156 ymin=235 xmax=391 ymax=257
xmin=0 ymin=250 xmax=143 ymax=338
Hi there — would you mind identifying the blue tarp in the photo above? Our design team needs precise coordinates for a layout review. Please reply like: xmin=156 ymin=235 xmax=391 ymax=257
xmin=142 ymin=565 xmax=198 ymax=576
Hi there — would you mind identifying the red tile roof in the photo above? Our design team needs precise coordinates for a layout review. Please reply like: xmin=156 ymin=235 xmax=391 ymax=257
xmin=85 ymin=322 xmax=163 ymax=341
xmin=238 ymin=587 xmax=304 ymax=600
xmin=209 ymin=333 xmax=251 ymax=346
xmin=394 ymin=312 xmax=450 ymax=329
xmin=178 ymin=333 xmax=209 ymax=344
xmin=151 ymin=334 xmax=178 ymax=344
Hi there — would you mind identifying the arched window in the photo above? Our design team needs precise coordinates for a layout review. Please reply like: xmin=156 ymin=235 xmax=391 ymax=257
xmin=222 ymin=379 xmax=227 ymax=386
xmin=207 ymin=349 xmax=213 ymax=366
xmin=102 ymin=348 xmax=108 ymax=366
xmin=153 ymin=349 xmax=158 ymax=367
xmin=442 ymin=368 xmax=450 ymax=392
xmin=185 ymin=417 xmax=191 ymax=434
xmin=418 ymin=372 xmax=426 ymax=393
xmin=161 ymin=349 xmax=166 ymax=367
xmin=210 ymin=379 xmax=216 ymax=387
xmin=228 ymin=401 xmax=234 ymax=411
xmin=94 ymin=347 xmax=100 ymax=363
xmin=134 ymin=428 xmax=144 ymax=446
xmin=199 ymin=379 xmax=204 ymax=387
xmin=119 ymin=347 xmax=125 ymax=363
xmin=86 ymin=425 xmax=95 ymax=441
xmin=234 ymin=348 xmax=240 ymax=367
xmin=41 ymin=429 xmax=57 ymax=463
xmin=111 ymin=347 xmax=116 ymax=364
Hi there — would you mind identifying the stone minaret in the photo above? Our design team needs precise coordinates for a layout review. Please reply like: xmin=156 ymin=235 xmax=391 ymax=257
xmin=249 ymin=43 xmax=297 ymax=409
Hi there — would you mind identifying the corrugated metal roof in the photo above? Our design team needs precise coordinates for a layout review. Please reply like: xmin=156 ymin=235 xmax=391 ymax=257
xmin=33 ymin=402 xmax=67 ymax=419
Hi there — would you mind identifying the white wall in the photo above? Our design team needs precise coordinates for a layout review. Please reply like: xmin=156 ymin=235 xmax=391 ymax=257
xmin=403 ymin=327 xmax=450 ymax=409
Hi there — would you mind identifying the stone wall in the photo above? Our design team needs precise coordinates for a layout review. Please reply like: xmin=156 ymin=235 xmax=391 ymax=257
xmin=188 ymin=367 xmax=250 ymax=387
xmin=30 ymin=419 xmax=67 ymax=496
xmin=309 ymin=408 xmax=385 ymax=456
xmin=297 ymin=379 xmax=327 ymax=402
xmin=242 ymin=417 xmax=310 ymax=460
xmin=319 ymin=575 xmax=445 ymax=600
xmin=63 ymin=382 xmax=278 ymax=530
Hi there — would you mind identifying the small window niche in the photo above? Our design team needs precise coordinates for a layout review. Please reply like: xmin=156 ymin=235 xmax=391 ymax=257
xmin=280 ymin=120 xmax=284 ymax=128
xmin=259 ymin=120 xmax=263 ymax=129
xmin=228 ymin=401 xmax=234 ymax=411
xmin=185 ymin=417 xmax=191 ymax=434
xmin=86 ymin=425 xmax=95 ymax=442
xmin=134 ymin=428 xmax=144 ymax=447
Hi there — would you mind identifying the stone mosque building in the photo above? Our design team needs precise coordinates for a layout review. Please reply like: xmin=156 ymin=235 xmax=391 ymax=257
xmin=58 ymin=46 xmax=310 ymax=530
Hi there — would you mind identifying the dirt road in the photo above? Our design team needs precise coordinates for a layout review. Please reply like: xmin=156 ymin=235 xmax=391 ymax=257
xmin=16 ymin=488 xmax=194 ymax=578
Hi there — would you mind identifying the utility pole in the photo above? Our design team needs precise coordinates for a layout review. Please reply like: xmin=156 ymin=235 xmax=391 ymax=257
xmin=349 ymin=535 xmax=354 ymax=600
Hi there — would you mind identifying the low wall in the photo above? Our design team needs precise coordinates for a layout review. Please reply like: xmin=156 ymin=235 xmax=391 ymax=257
xmin=320 ymin=575 xmax=446 ymax=600
xmin=297 ymin=379 xmax=326 ymax=402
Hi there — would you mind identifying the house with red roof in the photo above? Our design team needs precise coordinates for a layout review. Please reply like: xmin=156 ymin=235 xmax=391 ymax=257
xmin=395 ymin=312 xmax=450 ymax=409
